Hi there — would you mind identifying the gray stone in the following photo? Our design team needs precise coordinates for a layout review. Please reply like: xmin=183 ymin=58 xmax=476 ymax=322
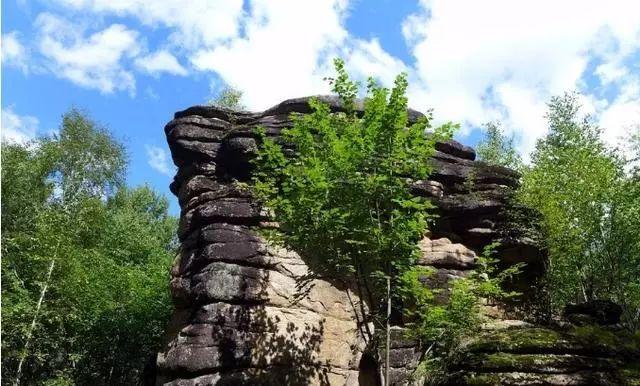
xmin=158 ymin=96 xmax=561 ymax=386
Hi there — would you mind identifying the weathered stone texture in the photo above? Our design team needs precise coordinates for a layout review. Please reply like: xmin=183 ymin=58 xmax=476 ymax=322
xmin=156 ymin=96 xmax=638 ymax=386
xmin=446 ymin=323 xmax=640 ymax=385
xmin=157 ymin=97 xmax=385 ymax=386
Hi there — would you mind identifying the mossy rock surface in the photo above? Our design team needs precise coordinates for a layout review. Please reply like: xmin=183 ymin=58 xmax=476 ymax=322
xmin=621 ymin=363 xmax=640 ymax=386
xmin=450 ymin=370 xmax=626 ymax=386
xmin=462 ymin=325 xmax=640 ymax=359
xmin=445 ymin=325 xmax=640 ymax=385
xmin=458 ymin=352 xmax=622 ymax=373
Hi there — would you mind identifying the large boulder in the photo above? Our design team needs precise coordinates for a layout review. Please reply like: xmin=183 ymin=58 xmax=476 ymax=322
xmin=157 ymin=96 xmax=547 ymax=385
xmin=447 ymin=323 xmax=640 ymax=385
xmin=564 ymin=300 xmax=624 ymax=326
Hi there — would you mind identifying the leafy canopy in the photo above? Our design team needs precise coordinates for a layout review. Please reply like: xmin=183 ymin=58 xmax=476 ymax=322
xmin=253 ymin=59 xmax=454 ymax=301
xmin=519 ymin=92 xmax=639 ymax=330
xmin=1 ymin=109 xmax=176 ymax=385
xmin=253 ymin=59 xmax=522 ymax=379
xmin=476 ymin=121 xmax=523 ymax=170
xmin=253 ymin=58 xmax=516 ymax=354
xmin=209 ymin=86 xmax=245 ymax=110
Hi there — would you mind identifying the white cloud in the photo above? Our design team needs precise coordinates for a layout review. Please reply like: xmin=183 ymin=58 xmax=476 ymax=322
xmin=35 ymin=13 xmax=139 ymax=94
xmin=343 ymin=38 xmax=408 ymax=88
xmin=402 ymin=0 xmax=640 ymax=156
xmin=2 ymin=31 xmax=29 ymax=72
xmin=9 ymin=0 xmax=639 ymax=162
xmin=191 ymin=0 xmax=349 ymax=110
xmin=135 ymin=50 xmax=188 ymax=76
xmin=598 ymin=77 xmax=640 ymax=151
xmin=181 ymin=0 xmax=640 ymax=159
xmin=145 ymin=145 xmax=174 ymax=176
xmin=1 ymin=107 xmax=39 ymax=144
xmin=52 ymin=0 xmax=244 ymax=49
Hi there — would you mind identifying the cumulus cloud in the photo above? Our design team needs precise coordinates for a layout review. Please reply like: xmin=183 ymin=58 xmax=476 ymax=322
xmin=9 ymin=0 xmax=639 ymax=161
xmin=190 ymin=0 xmax=416 ymax=110
xmin=35 ymin=13 xmax=139 ymax=94
xmin=402 ymin=0 xmax=640 ymax=156
xmin=134 ymin=50 xmax=188 ymax=76
xmin=145 ymin=145 xmax=174 ymax=176
xmin=343 ymin=38 xmax=408 ymax=88
xmin=52 ymin=0 xmax=244 ymax=49
xmin=598 ymin=78 xmax=640 ymax=150
xmin=2 ymin=31 xmax=29 ymax=72
xmin=191 ymin=0 xmax=349 ymax=110
xmin=1 ymin=107 xmax=39 ymax=144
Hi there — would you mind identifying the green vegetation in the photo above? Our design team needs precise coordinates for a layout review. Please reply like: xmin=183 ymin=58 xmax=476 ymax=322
xmin=254 ymin=59 xmax=449 ymax=346
xmin=476 ymin=121 xmax=522 ymax=170
xmin=253 ymin=59 xmax=516 ymax=380
xmin=465 ymin=325 xmax=640 ymax=353
xmin=2 ymin=109 xmax=177 ymax=385
xmin=403 ymin=244 xmax=521 ymax=382
xmin=208 ymin=86 xmax=245 ymax=110
xmin=518 ymin=93 xmax=640 ymax=330
xmin=3 ymin=64 xmax=637 ymax=385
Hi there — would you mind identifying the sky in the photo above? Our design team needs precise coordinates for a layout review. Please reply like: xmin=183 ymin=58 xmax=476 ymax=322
xmin=2 ymin=0 xmax=640 ymax=215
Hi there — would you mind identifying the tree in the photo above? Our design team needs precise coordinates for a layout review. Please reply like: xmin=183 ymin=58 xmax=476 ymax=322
xmin=604 ymin=171 xmax=640 ymax=330
xmin=253 ymin=59 xmax=452 ymax=383
xmin=519 ymin=92 xmax=639 ymax=329
xmin=208 ymin=86 xmax=245 ymax=110
xmin=626 ymin=124 xmax=640 ymax=171
xmin=253 ymin=59 xmax=514 ymax=382
xmin=1 ymin=109 xmax=176 ymax=385
xmin=476 ymin=121 xmax=522 ymax=170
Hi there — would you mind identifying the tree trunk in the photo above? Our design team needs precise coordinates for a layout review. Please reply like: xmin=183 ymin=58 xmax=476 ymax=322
xmin=385 ymin=276 xmax=391 ymax=386
xmin=14 ymin=259 xmax=56 ymax=386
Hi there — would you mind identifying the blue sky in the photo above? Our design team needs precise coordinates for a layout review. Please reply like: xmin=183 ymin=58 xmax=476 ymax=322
xmin=2 ymin=0 xmax=640 ymax=215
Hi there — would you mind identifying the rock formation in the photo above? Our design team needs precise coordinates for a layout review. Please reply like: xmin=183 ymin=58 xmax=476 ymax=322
xmin=155 ymin=96 xmax=639 ymax=385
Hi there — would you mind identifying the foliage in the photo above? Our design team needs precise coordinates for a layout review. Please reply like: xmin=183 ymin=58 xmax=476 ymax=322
xmin=401 ymin=243 xmax=522 ymax=383
xmin=253 ymin=58 xmax=456 ymax=352
xmin=476 ymin=121 xmax=523 ymax=170
xmin=208 ymin=86 xmax=245 ymax=110
xmin=603 ymin=169 xmax=640 ymax=330
xmin=519 ymin=92 xmax=639 ymax=329
xmin=628 ymin=126 xmax=640 ymax=172
xmin=1 ymin=110 xmax=176 ymax=385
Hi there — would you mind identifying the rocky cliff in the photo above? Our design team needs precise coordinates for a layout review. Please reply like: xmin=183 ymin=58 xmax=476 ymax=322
xmin=155 ymin=97 xmax=639 ymax=386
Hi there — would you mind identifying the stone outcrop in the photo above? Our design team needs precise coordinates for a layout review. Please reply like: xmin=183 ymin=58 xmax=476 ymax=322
xmin=156 ymin=96 xmax=638 ymax=385
xmin=446 ymin=323 xmax=640 ymax=385
xmin=157 ymin=97 xmax=381 ymax=386
xmin=564 ymin=300 xmax=624 ymax=326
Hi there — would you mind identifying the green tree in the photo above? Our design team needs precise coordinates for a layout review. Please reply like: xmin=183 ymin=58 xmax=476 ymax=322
xmin=476 ymin=121 xmax=522 ymax=170
xmin=253 ymin=59 xmax=514 ymax=381
xmin=208 ymin=86 xmax=245 ymax=110
xmin=519 ymin=93 xmax=639 ymax=329
xmin=254 ymin=59 xmax=453 ymax=381
xmin=627 ymin=124 xmax=640 ymax=170
xmin=604 ymin=172 xmax=640 ymax=330
xmin=1 ymin=109 xmax=176 ymax=385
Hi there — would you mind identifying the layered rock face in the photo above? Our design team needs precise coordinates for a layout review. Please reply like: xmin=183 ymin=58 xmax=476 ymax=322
xmin=156 ymin=96 xmax=637 ymax=385
xmin=157 ymin=98 xmax=378 ymax=386
xmin=447 ymin=322 xmax=640 ymax=385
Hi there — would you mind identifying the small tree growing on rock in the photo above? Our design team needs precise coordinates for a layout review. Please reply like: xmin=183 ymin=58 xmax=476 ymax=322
xmin=208 ymin=86 xmax=245 ymax=111
xmin=253 ymin=59 xmax=453 ymax=382
xmin=253 ymin=59 xmax=514 ymax=383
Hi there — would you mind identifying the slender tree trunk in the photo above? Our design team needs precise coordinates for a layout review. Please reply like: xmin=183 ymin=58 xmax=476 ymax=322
xmin=14 ymin=259 xmax=56 ymax=386
xmin=385 ymin=276 xmax=391 ymax=386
